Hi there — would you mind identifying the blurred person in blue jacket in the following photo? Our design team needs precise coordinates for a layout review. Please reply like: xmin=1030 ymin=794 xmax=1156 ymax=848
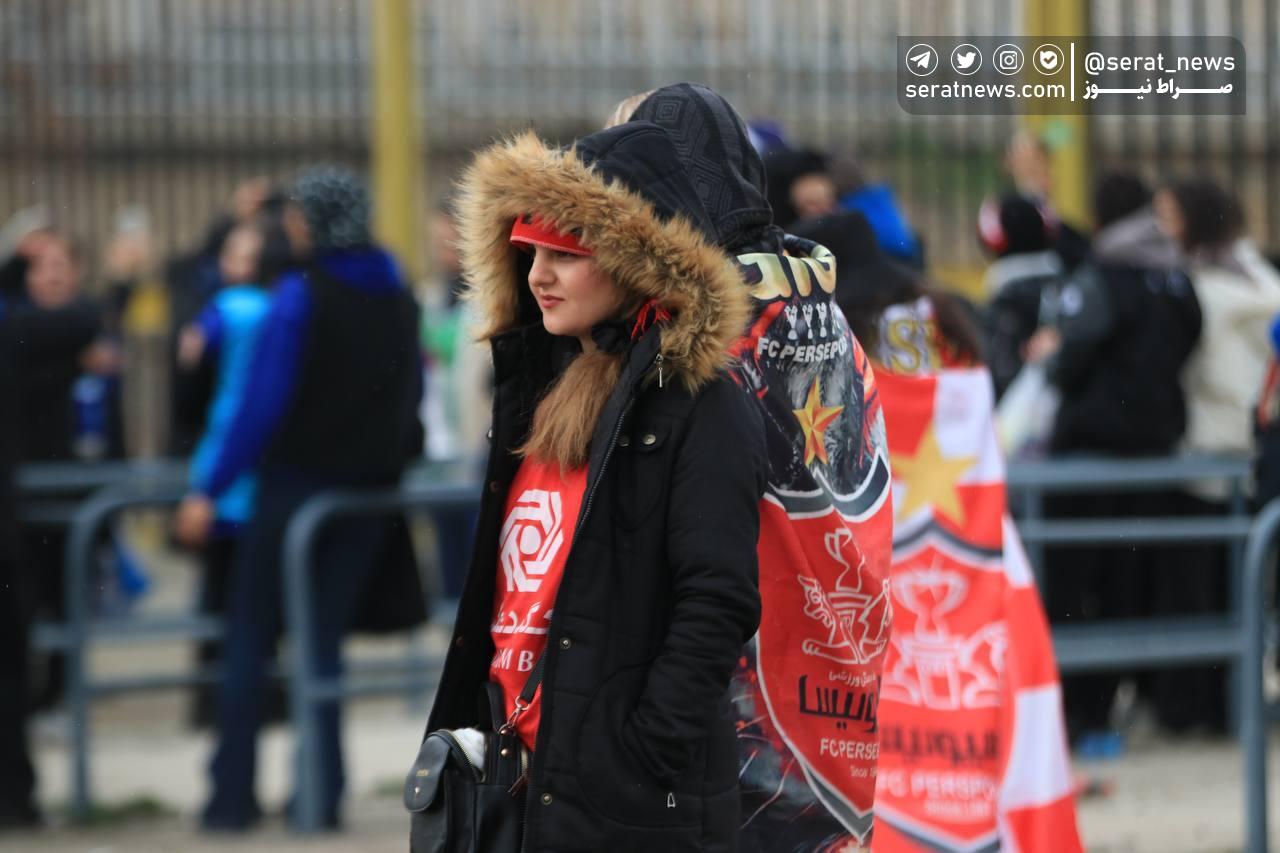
xmin=166 ymin=178 xmax=279 ymax=457
xmin=173 ymin=213 xmax=291 ymax=728
xmin=174 ymin=167 xmax=424 ymax=832
xmin=831 ymin=156 xmax=924 ymax=269
xmin=746 ymin=118 xmax=924 ymax=267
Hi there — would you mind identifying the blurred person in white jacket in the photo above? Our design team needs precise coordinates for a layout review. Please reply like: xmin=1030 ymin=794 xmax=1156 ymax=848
xmin=1146 ymin=178 xmax=1280 ymax=734
xmin=1156 ymin=179 xmax=1280 ymax=463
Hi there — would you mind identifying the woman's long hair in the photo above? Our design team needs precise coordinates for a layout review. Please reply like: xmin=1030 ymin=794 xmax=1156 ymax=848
xmin=603 ymin=90 xmax=656 ymax=129
xmin=515 ymin=288 xmax=645 ymax=470
xmin=517 ymin=348 xmax=623 ymax=470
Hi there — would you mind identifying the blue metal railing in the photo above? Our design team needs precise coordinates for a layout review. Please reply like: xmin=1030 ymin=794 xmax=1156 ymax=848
xmin=280 ymin=483 xmax=479 ymax=831
xmin=16 ymin=456 xmax=1275 ymax=847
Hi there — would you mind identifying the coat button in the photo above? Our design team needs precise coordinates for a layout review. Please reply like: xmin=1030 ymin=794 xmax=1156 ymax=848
xmin=642 ymin=433 xmax=657 ymax=446
xmin=489 ymin=480 xmax=501 ymax=494
xmin=486 ymin=428 xmax=493 ymax=440
xmin=559 ymin=637 xmax=572 ymax=650
xmin=618 ymin=435 xmax=631 ymax=447
xmin=541 ymin=792 xmax=553 ymax=805
xmin=454 ymin=636 xmax=466 ymax=649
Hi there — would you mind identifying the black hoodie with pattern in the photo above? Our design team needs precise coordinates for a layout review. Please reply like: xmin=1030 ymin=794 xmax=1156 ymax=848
xmin=630 ymin=83 xmax=895 ymax=849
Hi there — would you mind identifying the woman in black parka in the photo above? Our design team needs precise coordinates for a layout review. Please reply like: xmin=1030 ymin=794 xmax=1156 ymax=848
xmin=424 ymin=123 xmax=768 ymax=852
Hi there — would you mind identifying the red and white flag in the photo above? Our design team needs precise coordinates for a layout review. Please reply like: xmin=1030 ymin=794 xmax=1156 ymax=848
xmin=870 ymin=299 xmax=1082 ymax=853
xmin=728 ymin=239 xmax=895 ymax=850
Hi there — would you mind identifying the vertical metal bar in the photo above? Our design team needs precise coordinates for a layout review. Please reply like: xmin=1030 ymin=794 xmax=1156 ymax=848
xmin=1021 ymin=485 xmax=1047 ymax=592
xmin=274 ymin=0 xmax=292 ymax=184
xmin=346 ymin=0 xmax=362 ymax=163
xmin=304 ymin=1 xmax=329 ymax=161
xmin=1190 ymin=0 xmax=1209 ymax=182
xmin=1228 ymin=473 xmax=1248 ymax=734
xmin=1225 ymin=0 xmax=1245 ymax=192
xmin=141 ymin=0 xmax=159 ymax=271
xmin=200 ymin=0 xmax=220 ymax=245
xmin=1229 ymin=478 xmax=1248 ymax=624
xmin=218 ymin=0 xmax=237 ymax=210
xmin=158 ymin=0 xmax=176 ymax=256
xmin=1241 ymin=498 xmax=1277 ymax=853
xmin=38 ymin=0 xmax=60 ymax=226
xmin=78 ymin=0 xmax=99 ymax=265
xmin=63 ymin=492 xmax=115 ymax=821
xmin=284 ymin=501 xmax=324 ymax=833
xmin=1265 ymin=0 xmax=1279 ymax=250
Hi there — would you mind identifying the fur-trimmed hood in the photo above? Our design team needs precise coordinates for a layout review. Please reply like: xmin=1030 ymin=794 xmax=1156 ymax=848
xmin=455 ymin=123 xmax=753 ymax=393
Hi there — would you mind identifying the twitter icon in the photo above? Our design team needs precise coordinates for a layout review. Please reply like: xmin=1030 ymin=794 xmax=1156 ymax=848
xmin=951 ymin=43 xmax=982 ymax=75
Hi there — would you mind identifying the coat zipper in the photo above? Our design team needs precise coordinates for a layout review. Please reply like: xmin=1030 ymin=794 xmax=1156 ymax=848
xmin=569 ymin=347 xmax=658 ymax=542
xmin=521 ymin=349 xmax=658 ymax=852
xmin=574 ymin=397 xmax=633 ymax=539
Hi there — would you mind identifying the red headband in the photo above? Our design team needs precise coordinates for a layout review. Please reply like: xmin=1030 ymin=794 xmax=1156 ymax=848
xmin=510 ymin=214 xmax=593 ymax=256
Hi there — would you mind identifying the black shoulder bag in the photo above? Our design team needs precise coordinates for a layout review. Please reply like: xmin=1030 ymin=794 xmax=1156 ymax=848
xmin=404 ymin=654 xmax=542 ymax=853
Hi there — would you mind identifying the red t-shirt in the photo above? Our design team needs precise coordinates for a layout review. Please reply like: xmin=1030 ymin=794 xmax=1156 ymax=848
xmin=489 ymin=458 xmax=588 ymax=749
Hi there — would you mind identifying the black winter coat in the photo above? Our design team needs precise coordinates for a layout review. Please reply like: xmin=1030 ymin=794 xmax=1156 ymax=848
xmin=7 ymin=297 xmax=101 ymax=461
xmin=1048 ymin=260 xmax=1201 ymax=454
xmin=426 ymin=125 xmax=768 ymax=852
xmin=981 ymin=249 xmax=1065 ymax=400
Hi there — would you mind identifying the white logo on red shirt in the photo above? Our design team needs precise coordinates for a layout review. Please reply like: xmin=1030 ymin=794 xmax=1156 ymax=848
xmin=498 ymin=488 xmax=565 ymax=592
xmin=492 ymin=602 xmax=553 ymax=636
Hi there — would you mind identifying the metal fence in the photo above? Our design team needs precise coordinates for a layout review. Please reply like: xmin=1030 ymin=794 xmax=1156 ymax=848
xmin=17 ymin=454 xmax=1278 ymax=846
xmin=1 ymin=0 xmax=1277 ymax=279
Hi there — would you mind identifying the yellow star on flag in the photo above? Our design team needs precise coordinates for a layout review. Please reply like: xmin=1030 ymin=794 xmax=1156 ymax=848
xmin=793 ymin=377 xmax=844 ymax=466
xmin=890 ymin=424 xmax=976 ymax=523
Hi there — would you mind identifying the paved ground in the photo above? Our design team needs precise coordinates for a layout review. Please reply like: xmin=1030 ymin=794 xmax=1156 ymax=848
xmin=4 ymin=527 xmax=1275 ymax=852
xmin=4 ymin=686 xmax=1278 ymax=853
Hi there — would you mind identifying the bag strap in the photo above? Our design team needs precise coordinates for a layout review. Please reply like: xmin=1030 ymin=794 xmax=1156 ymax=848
xmin=498 ymin=648 xmax=546 ymax=736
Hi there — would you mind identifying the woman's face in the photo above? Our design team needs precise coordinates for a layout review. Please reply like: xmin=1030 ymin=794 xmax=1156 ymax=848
xmin=1153 ymin=189 xmax=1187 ymax=247
xmin=526 ymin=245 xmax=621 ymax=344
xmin=791 ymin=173 xmax=837 ymax=222
xmin=219 ymin=225 xmax=263 ymax=285
xmin=283 ymin=203 xmax=313 ymax=255
xmin=26 ymin=238 xmax=80 ymax=310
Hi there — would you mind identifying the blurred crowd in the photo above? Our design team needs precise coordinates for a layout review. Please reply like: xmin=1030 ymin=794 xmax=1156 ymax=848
xmin=757 ymin=126 xmax=1280 ymax=753
xmin=0 ymin=169 xmax=444 ymax=830
xmin=2 ymin=121 xmax=1279 ymax=829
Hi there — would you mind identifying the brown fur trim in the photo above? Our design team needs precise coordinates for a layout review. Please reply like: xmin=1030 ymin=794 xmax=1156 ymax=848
xmin=516 ymin=349 xmax=622 ymax=471
xmin=457 ymin=131 xmax=751 ymax=392
xmin=457 ymin=131 xmax=753 ymax=467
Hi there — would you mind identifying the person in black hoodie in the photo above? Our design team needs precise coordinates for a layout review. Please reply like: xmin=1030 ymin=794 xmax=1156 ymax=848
xmin=9 ymin=232 xmax=116 ymax=709
xmin=1044 ymin=173 xmax=1201 ymax=455
xmin=9 ymin=233 xmax=108 ymax=462
xmin=978 ymin=193 xmax=1068 ymax=400
xmin=1038 ymin=173 xmax=1203 ymax=746
xmin=177 ymin=166 xmax=424 ymax=831
xmin=794 ymin=209 xmax=982 ymax=369
xmin=423 ymin=123 xmax=767 ymax=853
xmin=0 ymin=289 xmax=39 ymax=830
xmin=615 ymin=84 xmax=896 ymax=850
